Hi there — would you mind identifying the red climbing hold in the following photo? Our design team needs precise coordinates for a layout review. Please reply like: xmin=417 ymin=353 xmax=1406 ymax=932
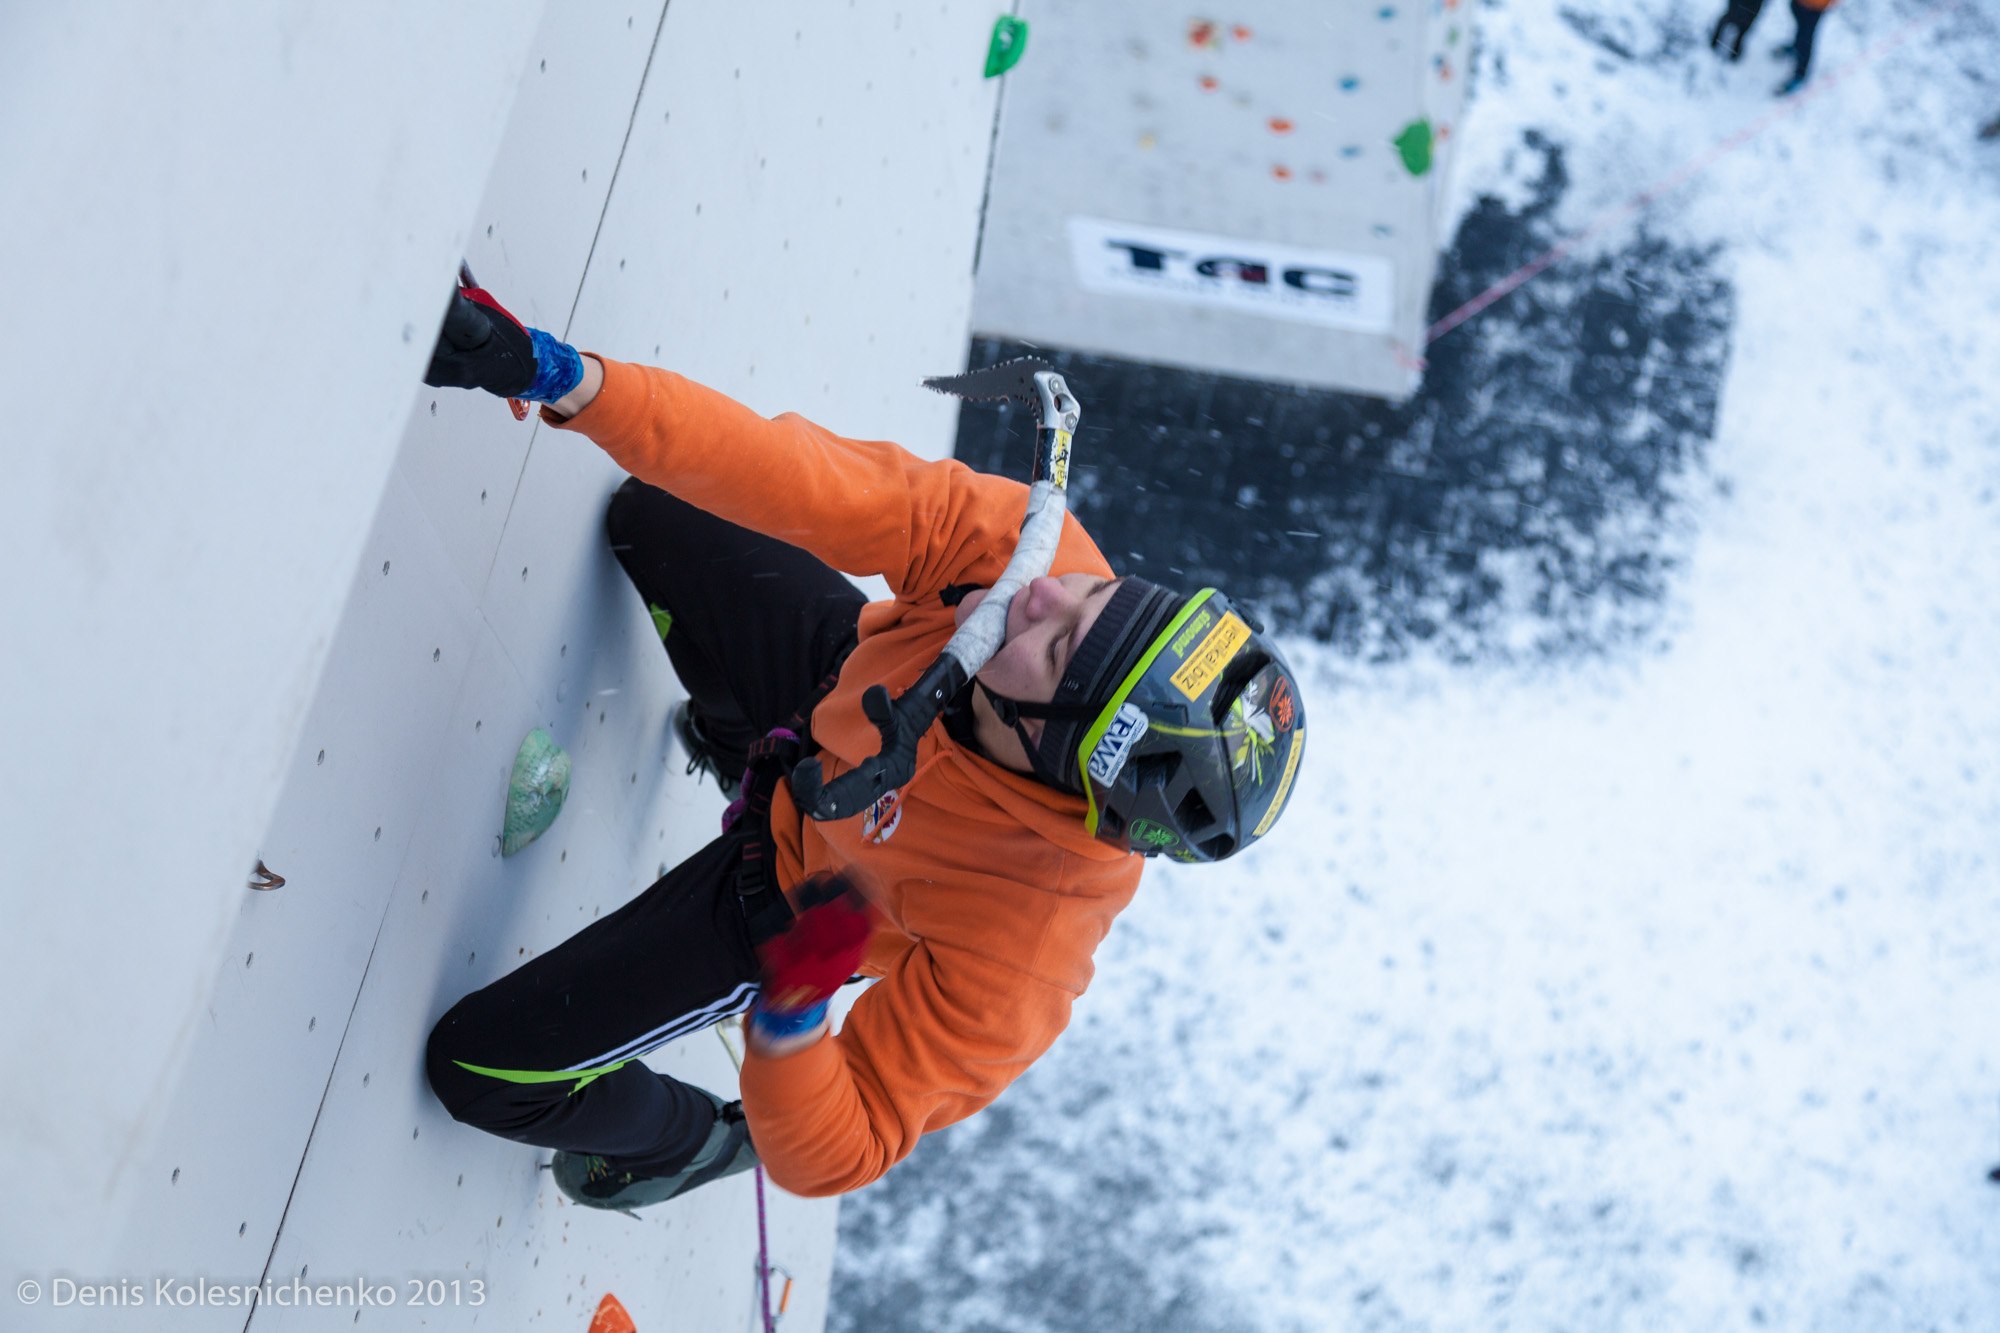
xmin=587 ymin=1294 xmax=636 ymax=1333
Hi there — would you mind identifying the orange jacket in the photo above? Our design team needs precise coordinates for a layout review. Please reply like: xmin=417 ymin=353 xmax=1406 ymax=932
xmin=1796 ymin=0 xmax=1835 ymax=10
xmin=552 ymin=358 xmax=1145 ymax=1195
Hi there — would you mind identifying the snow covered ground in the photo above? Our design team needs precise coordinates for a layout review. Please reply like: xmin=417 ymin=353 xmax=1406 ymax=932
xmin=831 ymin=1 xmax=2000 ymax=1328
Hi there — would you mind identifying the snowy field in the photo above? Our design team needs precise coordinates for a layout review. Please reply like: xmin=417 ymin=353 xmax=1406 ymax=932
xmin=832 ymin=1 xmax=2000 ymax=1328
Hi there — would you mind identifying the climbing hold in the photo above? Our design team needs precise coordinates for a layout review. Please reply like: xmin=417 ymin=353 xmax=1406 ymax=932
xmin=1340 ymin=76 xmax=1360 ymax=92
xmin=1271 ymin=164 xmax=1293 ymax=181
xmin=1394 ymin=118 xmax=1434 ymax=176
xmin=984 ymin=15 xmax=1028 ymax=77
xmin=1268 ymin=116 xmax=1294 ymax=134
xmin=502 ymin=728 xmax=571 ymax=857
xmin=586 ymin=1293 xmax=636 ymax=1333
xmin=1198 ymin=75 xmax=1220 ymax=92
xmin=1189 ymin=20 xmax=1219 ymax=50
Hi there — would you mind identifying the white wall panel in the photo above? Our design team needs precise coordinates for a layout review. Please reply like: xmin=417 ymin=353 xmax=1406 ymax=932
xmin=0 ymin=0 xmax=547 ymax=1288
xmin=8 ymin=0 xmax=1001 ymax=1324
xmin=103 ymin=470 xmax=482 ymax=1333
xmin=572 ymin=0 xmax=1009 ymax=458
xmin=973 ymin=0 xmax=1476 ymax=399
xmin=399 ymin=5 xmax=670 ymax=605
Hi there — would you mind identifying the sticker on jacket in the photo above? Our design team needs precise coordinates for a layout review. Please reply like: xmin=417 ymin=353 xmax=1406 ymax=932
xmin=1087 ymin=703 xmax=1150 ymax=788
xmin=862 ymin=788 xmax=904 ymax=845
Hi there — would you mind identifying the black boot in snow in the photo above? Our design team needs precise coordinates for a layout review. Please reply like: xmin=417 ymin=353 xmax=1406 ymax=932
xmin=1710 ymin=17 xmax=1748 ymax=61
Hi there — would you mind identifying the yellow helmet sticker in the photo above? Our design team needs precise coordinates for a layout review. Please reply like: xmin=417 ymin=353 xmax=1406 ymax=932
xmin=1170 ymin=612 xmax=1251 ymax=700
xmin=1252 ymin=728 xmax=1305 ymax=839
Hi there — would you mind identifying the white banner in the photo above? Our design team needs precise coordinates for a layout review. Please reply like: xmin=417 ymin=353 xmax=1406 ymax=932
xmin=1066 ymin=216 xmax=1396 ymax=335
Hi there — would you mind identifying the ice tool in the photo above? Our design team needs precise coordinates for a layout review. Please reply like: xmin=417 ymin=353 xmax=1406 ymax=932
xmin=790 ymin=358 xmax=1080 ymax=822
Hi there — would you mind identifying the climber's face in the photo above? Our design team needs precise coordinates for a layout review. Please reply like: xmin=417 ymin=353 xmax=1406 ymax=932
xmin=956 ymin=574 xmax=1119 ymax=740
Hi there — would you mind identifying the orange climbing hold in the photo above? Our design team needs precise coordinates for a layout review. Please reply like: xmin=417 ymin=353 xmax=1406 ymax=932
xmin=1271 ymin=164 xmax=1293 ymax=180
xmin=1199 ymin=75 xmax=1219 ymax=91
xmin=587 ymin=1293 xmax=636 ymax=1333
xmin=1269 ymin=116 xmax=1294 ymax=134
xmin=1232 ymin=24 xmax=1254 ymax=41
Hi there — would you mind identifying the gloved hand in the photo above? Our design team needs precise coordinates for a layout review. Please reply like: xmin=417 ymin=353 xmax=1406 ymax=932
xmin=750 ymin=871 xmax=874 ymax=1044
xmin=423 ymin=280 xmax=585 ymax=404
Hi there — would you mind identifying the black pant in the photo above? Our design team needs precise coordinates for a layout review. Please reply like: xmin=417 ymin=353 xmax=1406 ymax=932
xmin=1710 ymin=0 xmax=1767 ymax=60
xmin=424 ymin=478 xmax=864 ymax=1169
xmin=1711 ymin=0 xmax=1824 ymax=81
xmin=1787 ymin=2 xmax=1824 ymax=82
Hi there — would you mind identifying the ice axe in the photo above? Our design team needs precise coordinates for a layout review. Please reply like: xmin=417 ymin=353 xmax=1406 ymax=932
xmin=789 ymin=358 xmax=1080 ymax=822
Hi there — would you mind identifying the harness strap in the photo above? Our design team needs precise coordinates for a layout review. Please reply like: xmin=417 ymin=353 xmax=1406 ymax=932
xmin=732 ymin=664 xmax=847 ymax=946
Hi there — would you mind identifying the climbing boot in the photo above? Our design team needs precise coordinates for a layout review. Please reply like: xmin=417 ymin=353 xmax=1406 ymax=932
xmin=549 ymin=1092 xmax=758 ymax=1216
xmin=673 ymin=700 xmax=747 ymax=800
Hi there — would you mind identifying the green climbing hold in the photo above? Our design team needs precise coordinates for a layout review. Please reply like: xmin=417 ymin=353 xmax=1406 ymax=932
xmin=985 ymin=15 xmax=1028 ymax=78
xmin=502 ymin=727 xmax=571 ymax=857
xmin=1394 ymin=118 xmax=1434 ymax=177
xmin=648 ymin=602 xmax=673 ymax=642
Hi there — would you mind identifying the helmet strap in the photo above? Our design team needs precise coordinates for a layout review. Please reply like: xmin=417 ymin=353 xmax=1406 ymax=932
xmin=975 ymin=680 xmax=1098 ymax=788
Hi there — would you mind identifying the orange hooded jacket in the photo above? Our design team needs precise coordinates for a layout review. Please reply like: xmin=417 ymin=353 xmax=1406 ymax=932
xmin=550 ymin=358 xmax=1146 ymax=1196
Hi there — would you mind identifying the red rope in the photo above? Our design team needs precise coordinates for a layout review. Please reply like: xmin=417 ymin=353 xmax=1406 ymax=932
xmin=1412 ymin=0 xmax=1961 ymax=363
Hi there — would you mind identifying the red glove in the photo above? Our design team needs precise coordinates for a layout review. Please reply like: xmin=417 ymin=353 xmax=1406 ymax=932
xmin=752 ymin=872 xmax=874 ymax=1036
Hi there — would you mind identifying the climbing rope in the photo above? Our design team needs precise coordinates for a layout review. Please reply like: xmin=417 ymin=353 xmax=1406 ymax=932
xmin=717 ymin=1020 xmax=788 ymax=1332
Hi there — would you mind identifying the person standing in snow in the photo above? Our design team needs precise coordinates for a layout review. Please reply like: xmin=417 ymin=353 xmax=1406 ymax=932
xmin=417 ymin=282 xmax=1309 ymax=1211
xmin=1709 ymin=0 xmax=1840 ymax=95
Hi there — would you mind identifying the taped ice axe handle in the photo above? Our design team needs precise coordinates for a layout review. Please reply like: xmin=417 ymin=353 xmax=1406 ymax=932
xmin=791 ymin=359 xmax=1079 ymax=823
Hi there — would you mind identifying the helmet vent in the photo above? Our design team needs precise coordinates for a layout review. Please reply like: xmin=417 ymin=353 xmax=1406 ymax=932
xmin=1174 ymin=786 xmax=1216 ymax=835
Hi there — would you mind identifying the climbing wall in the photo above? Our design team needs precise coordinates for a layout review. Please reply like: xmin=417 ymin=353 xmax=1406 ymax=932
xmin=3 ymin=1 xmax=1005 ymax=1330
xmin=973 ymin=0 xmax=1473 ymax=399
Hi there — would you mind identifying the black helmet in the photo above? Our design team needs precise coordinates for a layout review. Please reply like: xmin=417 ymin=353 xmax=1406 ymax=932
xmin=1075 ymin=587 xmax=1305 ymax=861
xmin=981 ymin=582 xmax=1307 ymax=861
